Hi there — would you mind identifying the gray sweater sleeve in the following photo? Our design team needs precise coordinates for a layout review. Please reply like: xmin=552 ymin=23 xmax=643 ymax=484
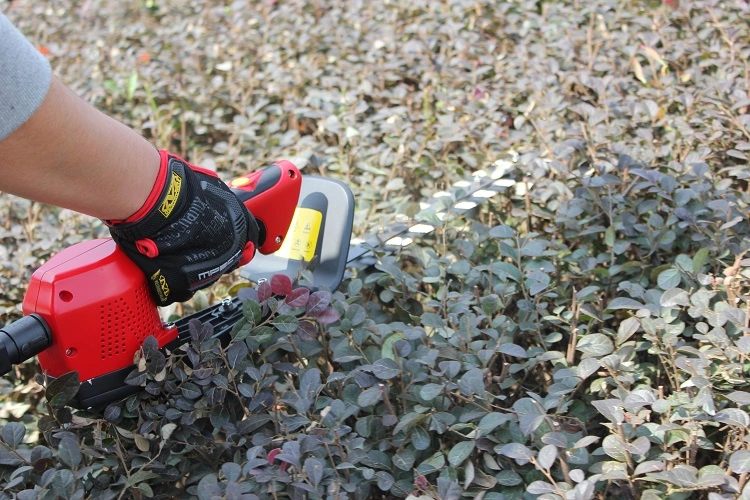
xmin=0 ymin=13 xmax=52 ymax=141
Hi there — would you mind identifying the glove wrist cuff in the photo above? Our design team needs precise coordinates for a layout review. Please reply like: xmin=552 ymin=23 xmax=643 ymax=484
xmin=123 ymin=150 xmax=171 ymax=224
xmin=106 ymin=151 xmax=188 ymax=241
xmin=105 ymin=150 xmax=170 ymax=226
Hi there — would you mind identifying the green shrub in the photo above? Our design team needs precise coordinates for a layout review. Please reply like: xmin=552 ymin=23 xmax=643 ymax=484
xmin=1 ymin=154 xmax=747 ymax=498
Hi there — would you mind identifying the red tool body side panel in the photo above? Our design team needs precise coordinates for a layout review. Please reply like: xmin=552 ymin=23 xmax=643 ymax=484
xmin=23 ymin=239 xmax=175 ymax=380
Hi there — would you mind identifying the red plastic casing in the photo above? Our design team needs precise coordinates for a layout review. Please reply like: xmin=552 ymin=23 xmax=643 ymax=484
xmin=23 ymin=239 xmax=176 ymax=381
xmin=230 ymin=160 xmax=301 ymax=254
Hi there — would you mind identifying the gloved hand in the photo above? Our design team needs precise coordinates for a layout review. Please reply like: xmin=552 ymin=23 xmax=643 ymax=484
xmin=106 ymin=150 xmax=259 ymax=306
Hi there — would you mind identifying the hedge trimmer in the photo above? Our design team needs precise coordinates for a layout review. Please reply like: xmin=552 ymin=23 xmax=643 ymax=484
xmin=0 ymin=154 xmax=520 ymax=409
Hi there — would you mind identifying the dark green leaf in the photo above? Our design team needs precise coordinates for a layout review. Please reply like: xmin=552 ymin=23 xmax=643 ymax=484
xmin=498 ymin=443 xmax=533 ymax=461
xmin=142 ymin=335 xmax=159 ymax=357
xmin=300 ymin=368 xmax=322 ymax=401
xmin=210 ymin=405 xmax=230 ymax=429
xmin=577 ymin=333 xmax=614 ymax=357
xmin=657 ymin=268 xmax=681 ymax=290
xmin=616 ymin=317 xmax=640 ymax=345
xmin=727 ymin=391 xmax=750 ymax=406
xmin=1 ymin=422 xmax=25 ymax=449
xmin=345 ymin=304 xmax=367 ymax=326
xmin=497 ymin=343 xmax=527 ymax=358
xmin=602 ymin=435 xmax=629 ymax=462
xmin=304 ymin=457 xmax=324 ymax=487
xmin=125 ymin=470 xmax=161 ymax=489
xmin=420 ymin=383 xmax=444 ymax=401
xmin=536 ymin=444 xmax=557 ymax=470
xmin=478 ymin=412 xmax=510 ymax=435
xmin=394 ymin=411 xmax=426 ymax=435
xmin=181 ymin=383 xmax=201 ymax=400
xmin=272 ymin=314 xmax=299 ymax=333
xmin=416 ymin=452 xmax=445 ymax=475
xmin=491 ymin=262 xmax=522 ymax=282
xmin=527 ymin=481 xmax=556 ymax=495
xmin=58 ymin=437 xmax=82 ymax=468
xmin=221 ymin=462 xmax=241 ymax=482
xmin=226 ymin=341 xmax=248 ymax=369
xmin=606 ymin=298 xmax=645 ymax=310
xmin=375 ymin=471 xmax=394 ymax=492
xmin=437 ymin=477 xmax=462 ymax=500
xmin=541 ymin=432 xmax=568 ymax=448
xmin=233 ymin=323 xmax=254 ymax=342
xmin=104 ymin=404 xmax=121 ymax=422
xmin=458 ymin=368 xmax=485 ymax=397
xmin=242 ymin=300 xmax=262 ymax=325
xmin=729 ymin=450 xmax=750 ymax=474
xmin=51 ymin=469 xmax=74 ymax=497
xmin=592 ymin=399 xmax=625 ymax=424
xmin=513 ymin=398 xmax=545 ymax=435
xmin=692 ymin=248 xmax=709 ymax=273
xmin=393 ymin=447 xmax=416 ymax=471
xmin=714 ymin=409 xmax=750 ymax=427
xmin=189 ymin=319 xmax=214 ymax=343
xmin=47 ymin=372 xmax=80 ymax=409
xmin=411 ymin=426 xmax=432 ymax=451
xmin=489 ymin=224 xmax=515 ymax=238
xmin=358 ymin=387 xmax=382 ymax=407
xmin=448 ymin=441 xmax=474 ymax=466
xmin=421 ymin=312 xmax=445 ymax=328
xmin=496 ymin=470 xmax=523 ymax=486
xmin=372 ymin=358 xmax=401 ymax=380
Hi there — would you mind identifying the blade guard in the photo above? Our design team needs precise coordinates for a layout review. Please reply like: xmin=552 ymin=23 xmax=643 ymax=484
xmin=230 ymin=160 xmax=301 ymax=255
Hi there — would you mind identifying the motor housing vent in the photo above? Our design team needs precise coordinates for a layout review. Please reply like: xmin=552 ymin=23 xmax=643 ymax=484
xmin=99 ymin=284 xmax=161 ymax=360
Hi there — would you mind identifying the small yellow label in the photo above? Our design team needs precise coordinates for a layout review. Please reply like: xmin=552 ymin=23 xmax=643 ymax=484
xmin=159 ymin=172 xmax=182 ymax=218
xmin=276 ymin=208 xmax=322 ymax=262
xmin=151 ymin=269 xmax=170 ymax=302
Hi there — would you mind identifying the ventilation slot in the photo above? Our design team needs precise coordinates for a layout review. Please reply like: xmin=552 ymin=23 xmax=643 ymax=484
xmin=99 ymin=284 xmax=163 ymax=360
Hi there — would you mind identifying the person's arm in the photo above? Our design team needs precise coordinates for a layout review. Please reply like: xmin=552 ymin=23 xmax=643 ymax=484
xmin=0 ymin=13 xmax=158 ymax=220
xmin=0 ymin=76 xmax=160 ymax=220
xmin=0 ymin=14 xmax=258 ymax=306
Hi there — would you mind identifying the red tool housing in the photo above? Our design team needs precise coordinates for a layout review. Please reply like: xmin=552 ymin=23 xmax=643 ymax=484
xmin=23 ymin=239 xmax=176 ymax=381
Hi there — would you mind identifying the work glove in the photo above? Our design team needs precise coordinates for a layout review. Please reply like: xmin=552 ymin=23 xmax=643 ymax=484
xmin=106 ymin=150 xmax=259 ymax=306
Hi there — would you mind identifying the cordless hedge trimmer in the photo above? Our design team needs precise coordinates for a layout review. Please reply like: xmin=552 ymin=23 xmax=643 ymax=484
xmin=0 ymin=162 xmax=355 ymax=408
xmin=0 ymin=151 xmax=518 ymax=409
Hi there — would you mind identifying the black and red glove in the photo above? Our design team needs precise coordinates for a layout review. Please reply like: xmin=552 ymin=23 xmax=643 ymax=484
xmin=106 ymin=150 xmax=259 ymax=306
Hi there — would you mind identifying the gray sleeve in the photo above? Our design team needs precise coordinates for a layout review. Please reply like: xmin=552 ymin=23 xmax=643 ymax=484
xmin=0 ymin=13 xmax=52 ymax=141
